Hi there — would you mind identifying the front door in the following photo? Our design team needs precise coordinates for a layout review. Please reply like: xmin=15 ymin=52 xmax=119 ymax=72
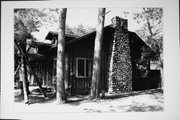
xmin=74 ymin=58 xmax=92 ymax=95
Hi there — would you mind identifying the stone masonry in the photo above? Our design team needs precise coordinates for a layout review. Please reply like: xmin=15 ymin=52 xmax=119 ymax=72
xmin=108 ymin=16 xmax=132 ymax=93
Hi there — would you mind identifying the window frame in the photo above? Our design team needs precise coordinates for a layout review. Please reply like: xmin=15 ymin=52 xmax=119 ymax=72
xmin=76 ymin=57 xmax=92 ymax=78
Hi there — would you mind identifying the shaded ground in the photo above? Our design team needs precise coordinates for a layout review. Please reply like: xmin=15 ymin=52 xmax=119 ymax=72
xmin=14 ymin=87 xmax=163 ymax=113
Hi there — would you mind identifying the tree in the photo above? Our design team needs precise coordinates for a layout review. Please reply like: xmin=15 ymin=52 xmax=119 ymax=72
xmin=56 ymin=8 xmax=67 ymax=103
xmin=133 ymin=8 xmax=163 ymax=88
xmin=73 ymin=24 xmax=86 ymax=36
xmin=133 ymin=8 xmax=163 ymax=64
xmin=85 ymin=26 xmax=96 ymax=34
xmin=66 ymin=25 xmax=74 ymax=35
xmin=14 ymin=9 xmax=48 ymax=41
xmin=65 ymin=24 xmax=95 ymax=36
xmin=21 ymin=52 xmax=29 ymax=103
xmin=90 ymin=8 xmax=106 ymax=100
xmin=14 ymin=9 xmax=48 ymax=101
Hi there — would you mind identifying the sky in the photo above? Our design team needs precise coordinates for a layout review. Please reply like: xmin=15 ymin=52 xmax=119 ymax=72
xmin=33 ymin=8 xmax=144 ymax=42
xmin=67 ymin=8 xmax=143 ymax=29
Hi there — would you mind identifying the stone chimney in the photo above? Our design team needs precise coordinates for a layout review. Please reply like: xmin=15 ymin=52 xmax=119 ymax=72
xmin=108 ymin=16 xmax=132 ymax=93
xmin=111 ymin=16 xmax=128 ymax=29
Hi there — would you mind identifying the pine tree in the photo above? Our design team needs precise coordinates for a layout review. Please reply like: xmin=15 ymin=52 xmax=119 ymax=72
xmin=56 ymin=8 xmax=67 ymax=103
xmin=90 ymin=8 xmax=106 ymax=100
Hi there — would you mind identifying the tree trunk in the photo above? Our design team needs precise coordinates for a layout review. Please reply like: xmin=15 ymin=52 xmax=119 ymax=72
xmin=18 ymin=62 xmax=23 ymax=96
xmin=21 ymin=56 xmax=29 ymax=103
xmin=146 ymin=17 xmax=153 ymax=36
xmin=90 ymin=8 xmax=106 ymax=100
xmin=56 ymin=8 xmax=67 ymax=103
xmin=24 ymin=60 xmax=30 ymax=94
xmin=20 ymin=44 xmax=29 ymax=103
xmin=15 ymin=40 xmax=47 ymax=98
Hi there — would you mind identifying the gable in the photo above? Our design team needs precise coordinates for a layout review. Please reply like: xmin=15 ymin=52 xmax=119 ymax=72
xmin=128 ymin=31 xmax=156 ymax=60
xmin=65 ymin=25 xmax=155 ymax=54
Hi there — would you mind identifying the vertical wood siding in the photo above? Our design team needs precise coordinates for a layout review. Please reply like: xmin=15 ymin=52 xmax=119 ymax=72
xmin=67 ymin=27 xmax=114 ymax=95
xmin=30 ymin=60 xmax=53 ymax=87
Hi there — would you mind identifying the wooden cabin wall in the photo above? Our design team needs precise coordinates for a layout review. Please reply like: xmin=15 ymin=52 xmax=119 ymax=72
xmin=66 ymin=27 xmax=115 ymax=95
xmin=29 ymin=60 xmax=53 ymax=87
xmin=50 ymin=53 xmax=69 ymax=91
xmin=129 ymin=34 xmax=152 ymax=91
xmin=67 ymin=37 xmax=94 ymax=95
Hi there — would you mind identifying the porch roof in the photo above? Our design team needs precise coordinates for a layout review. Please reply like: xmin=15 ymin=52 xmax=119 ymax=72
xmin=45 ymin=31 xmax=78 ymax=42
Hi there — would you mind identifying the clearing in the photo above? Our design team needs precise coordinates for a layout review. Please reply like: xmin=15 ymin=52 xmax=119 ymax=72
xmin=14 ymin=88 xmax=163 ymax=113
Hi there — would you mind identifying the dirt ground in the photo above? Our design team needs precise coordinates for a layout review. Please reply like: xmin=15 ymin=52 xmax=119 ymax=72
xmin=14 ymin=87 xmax=163 ymax=113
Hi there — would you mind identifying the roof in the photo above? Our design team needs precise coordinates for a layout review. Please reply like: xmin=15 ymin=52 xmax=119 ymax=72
xmin=34 ymin=41 xmax=52 ymax=47
xmin=44 ymin=25 xmax=112 ymax=45
xmin=34 ymin=24 xmax=156 ymax=58
xmin=66 ymin=25 xmax=155 ymax=52
xmin=45 ymin=31 xmax=78 ymax=41
xmin=66 ymin=25 xmax=112 ymax=45
xmin=32 ymin=33 xmax=77 ymax=53
xmin=128 ymin=31 xmax=154 ymax=53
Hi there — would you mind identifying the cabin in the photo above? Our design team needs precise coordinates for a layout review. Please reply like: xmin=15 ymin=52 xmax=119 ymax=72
xmin=27 ymin=16 xmax=160 ymax=95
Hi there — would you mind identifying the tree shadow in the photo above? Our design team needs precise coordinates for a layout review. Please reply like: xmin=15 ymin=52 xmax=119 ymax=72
xmin=14 ymin=88 xmax=163 ymax=111
xmin=83 ymin=108 xmax=102 ymax=113
xmin=66 ymin=96 xmax=89 ymax=106
xmin=15 ymin=90 xmax=89 ymax=105
xmin=15 ymin=92 xmax=56 ymax=104
xmin=105 ymin=88 xmax=163 ymax=100
xmin=125 ymin=104 xmax=163 ymax=112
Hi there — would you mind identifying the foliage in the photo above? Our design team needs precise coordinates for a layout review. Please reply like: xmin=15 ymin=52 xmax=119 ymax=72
xmin=14 ymin=8 xmax=59 ymax=43
xmin=14 ymin=8 xmax=95 ymax=43
xmin=133 ymin=8 xmax=163 ymax=68
xmin=66 ymin=24 xmax=95 ymax=37
xmin=14 ymin=8 xmax=53 ymax=78
xmin=14 ymin=9 xmax=44 ymax=41
xmin=66 ymin=25 xmax=74 ymax=35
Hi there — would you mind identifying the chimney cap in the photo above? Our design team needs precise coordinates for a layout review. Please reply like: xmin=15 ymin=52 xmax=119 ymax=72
xmin=111 ymin=16 xmax=128 ymax=29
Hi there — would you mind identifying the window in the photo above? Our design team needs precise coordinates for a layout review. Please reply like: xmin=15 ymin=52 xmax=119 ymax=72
xmin=76 ymin=58 xmax=92 ymax=78
xmin=136 ymin=60 xmax=149 ymax=78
